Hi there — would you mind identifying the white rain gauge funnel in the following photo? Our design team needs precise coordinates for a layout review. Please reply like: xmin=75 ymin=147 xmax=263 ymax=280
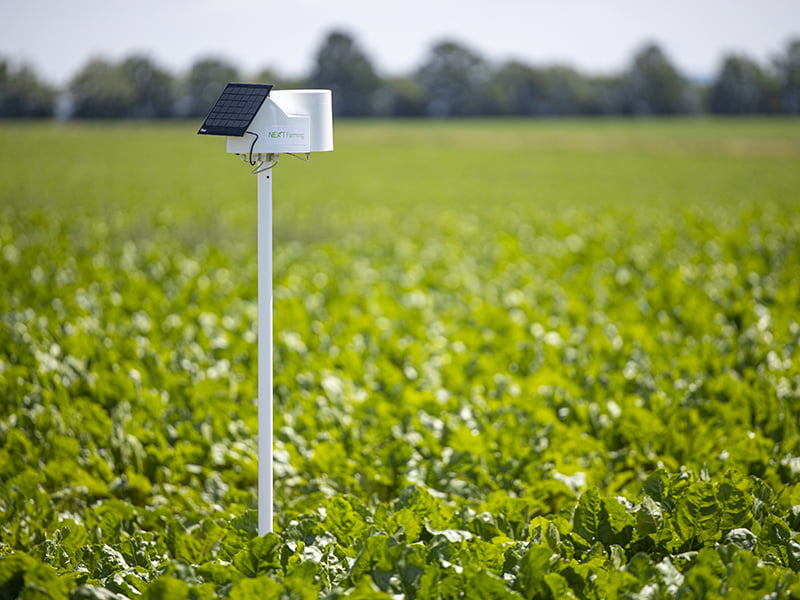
xmin=198 ymin=83 xmax=333 ymax=535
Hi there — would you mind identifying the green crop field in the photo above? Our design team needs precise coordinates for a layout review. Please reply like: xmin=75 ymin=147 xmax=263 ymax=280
xmin=1 ymin=118 xmax=799 ymax=599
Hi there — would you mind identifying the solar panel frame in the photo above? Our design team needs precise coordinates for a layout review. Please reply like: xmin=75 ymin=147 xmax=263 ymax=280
xmin=197 ymin=83 xmax=274 ymax=136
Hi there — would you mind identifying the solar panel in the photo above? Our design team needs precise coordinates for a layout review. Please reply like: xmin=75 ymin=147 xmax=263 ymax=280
xmin=197 ymin=83 xmax=274 ymax=136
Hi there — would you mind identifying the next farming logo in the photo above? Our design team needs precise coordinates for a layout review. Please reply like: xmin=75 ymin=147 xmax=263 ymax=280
xmin=268 ymin=130 xmax=305 ymax=140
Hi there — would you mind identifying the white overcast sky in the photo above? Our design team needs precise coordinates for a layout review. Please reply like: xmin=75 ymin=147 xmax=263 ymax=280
xmin=1 ymin=0 xmax=798 ymax=86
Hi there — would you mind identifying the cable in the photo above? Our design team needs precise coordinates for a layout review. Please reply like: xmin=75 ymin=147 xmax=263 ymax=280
xmin=250 ymin=160 xmax=278 ymax=175
xmin=246 ymin=131 xmax=259 ymax=165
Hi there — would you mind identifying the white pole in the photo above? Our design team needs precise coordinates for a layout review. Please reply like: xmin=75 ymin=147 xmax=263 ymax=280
xmin=257 ymin=165 xmax=273 ymax=536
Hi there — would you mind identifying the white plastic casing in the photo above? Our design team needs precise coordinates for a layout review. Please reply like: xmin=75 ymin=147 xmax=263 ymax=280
xmin=226 ymin=90 xmax=333 ymax=155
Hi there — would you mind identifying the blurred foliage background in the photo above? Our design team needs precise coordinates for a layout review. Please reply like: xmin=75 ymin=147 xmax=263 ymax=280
xmin=1 ymin=30 xmax=800 ymax=119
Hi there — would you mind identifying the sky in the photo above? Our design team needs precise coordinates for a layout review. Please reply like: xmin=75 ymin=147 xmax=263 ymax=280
xmin=1 ymin=0 xmax=798 ymax=87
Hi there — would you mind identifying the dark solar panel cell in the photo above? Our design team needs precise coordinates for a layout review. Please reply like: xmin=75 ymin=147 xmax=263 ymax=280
xmin=197 ymin=83 xmax=273 ymax=136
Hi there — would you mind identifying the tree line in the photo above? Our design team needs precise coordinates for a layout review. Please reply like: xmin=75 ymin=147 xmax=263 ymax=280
xmin=2 ymin=30 xmax=799 ymax=119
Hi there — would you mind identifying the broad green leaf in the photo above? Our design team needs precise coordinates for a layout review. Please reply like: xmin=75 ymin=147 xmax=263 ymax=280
xmin=228 ymin=574 xmax=282 ymax=600
xmin=573 ymin=489 xmax=634 ymax=549
xmin=717 ymin=474 xmax=754 ymax=531
xmin=233 ymin=533 xmax=284 ymax=577
xmin=0 ymin=552 xmax=71 ymax=599
xmin=573 ymin=488 xmax=602 ymax=546
xmin=756 ymin=514 xmax=792 ymax=566
xmin=544 ymin=572 xmax=577 ymax=599
xmin=345 ymin=575 xmax=395 ymax=599
xmin=142 ymin=576 xmax=190 ymax=600
xmin=462 ymin=538 xmax=506 ymax=576
xmin=324 ymin=495 xmax=370 ymax=549
xmin=282 ymin=562 xmax=322 ymax=600
xmin=381 ymin=507 xmax=423 ymax=542
xmin=635 ymin=495 xmax=663 ymax=537
xmin=674 ymin=481 xmax=721 ymax=548
xmin=517 ymin=544 xmax=557 ymax=600
xmin=722 ymin=528 xmax=757 ymax=552
xmin=676 ymin=548 xmax=726 ymax=599
xmin=196 ymin=560 xmax=242 ymax=586
xmin=70 ymin=584 xmax=129 ymax=599
xmin=165 ymin=523 xmax=204 ymax=565
xmin=466 ymin=568 xmax=524 ymax=599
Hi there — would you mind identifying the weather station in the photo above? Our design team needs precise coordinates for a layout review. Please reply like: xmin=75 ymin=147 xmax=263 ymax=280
xmin=198 ymin=83 xmax=333 ymax=535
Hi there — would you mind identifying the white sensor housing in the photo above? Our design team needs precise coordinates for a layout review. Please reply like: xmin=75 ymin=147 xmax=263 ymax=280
xmin=226 ymin=90 xmax=333 ymax=155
